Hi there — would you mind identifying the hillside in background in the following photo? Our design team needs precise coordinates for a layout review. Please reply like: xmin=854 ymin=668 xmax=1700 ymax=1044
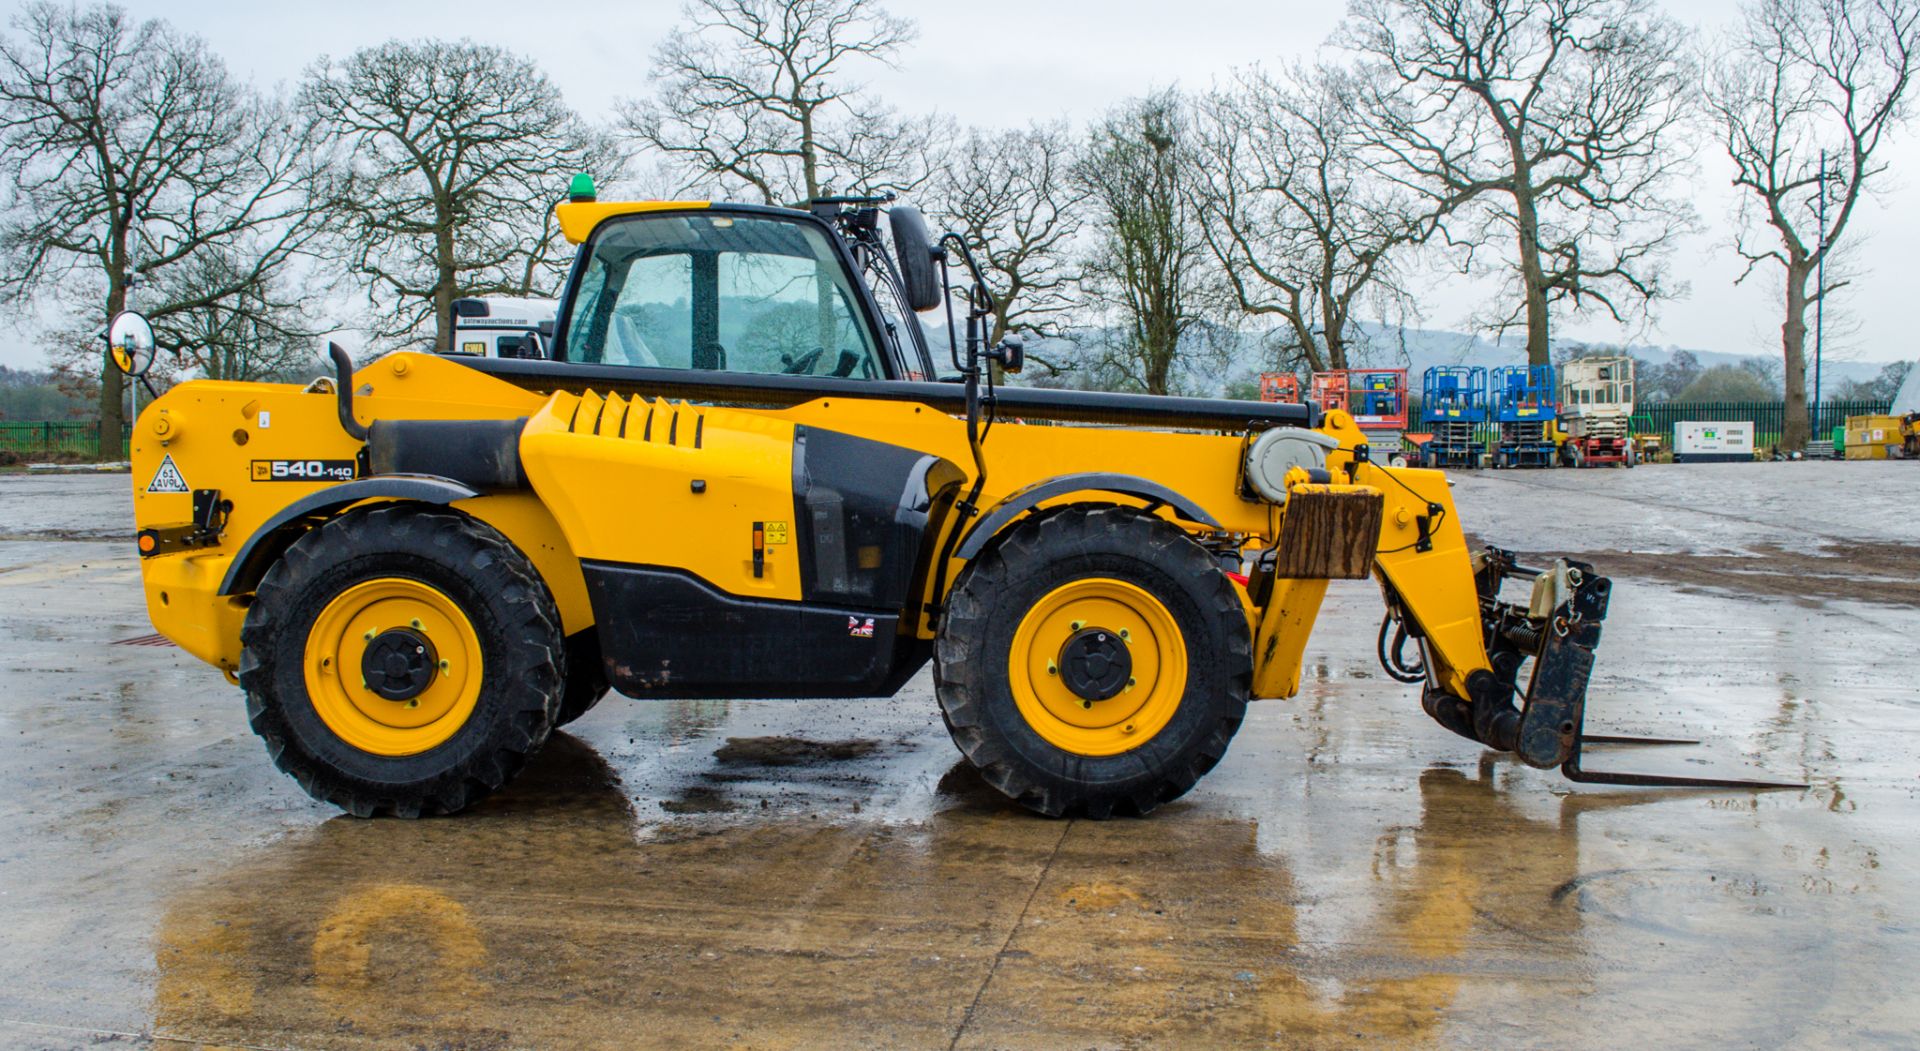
xmin=1018 ymin=320 xmax=1903 ymax=398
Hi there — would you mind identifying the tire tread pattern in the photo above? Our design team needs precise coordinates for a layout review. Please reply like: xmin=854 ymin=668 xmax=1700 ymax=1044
xmin=935 ymin=506 xmax=1252 ymax=818
xmin=237 ymin=505 xmax=564 ymax=817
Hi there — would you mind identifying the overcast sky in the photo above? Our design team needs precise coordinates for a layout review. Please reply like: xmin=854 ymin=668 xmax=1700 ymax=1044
xmin=2 ymin=0 xmax=1915 ymax=371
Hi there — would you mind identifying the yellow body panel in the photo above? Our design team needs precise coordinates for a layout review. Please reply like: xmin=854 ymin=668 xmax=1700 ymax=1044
xmin=519 ymin=391 xmax=805 ymax=601
xmin=555 ymin=200 xmax=708 ymax=244
xmin=130 ymin=355 xmax=589 ymax=675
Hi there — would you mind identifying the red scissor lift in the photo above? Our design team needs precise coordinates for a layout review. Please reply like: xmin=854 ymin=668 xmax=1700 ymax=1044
xmin=1258 ymin=372 xmax=1301 ymax=403
xmin=1312 ymin=368 xmax=1410 ymax=463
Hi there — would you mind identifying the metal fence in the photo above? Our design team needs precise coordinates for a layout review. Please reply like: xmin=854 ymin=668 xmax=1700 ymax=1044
xmin=1634 ymin=399 xmax=1891 ymax=449
xmin=0 ymin=420 xmax=106 ymax=457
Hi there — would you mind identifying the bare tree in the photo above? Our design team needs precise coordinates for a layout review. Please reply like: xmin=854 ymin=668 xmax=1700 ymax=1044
xmin=1196 ymin=64 xmax=1433 ymax=373
xmin=926 ymin=121 xmax=1086 ymax=358
xmin=148 ymin=247 xmax=330 ymax=381
xmin=1344 ymin=0 xmax=1695 ymax=367
xmin=0 ymin=2 xmax=326 ymax=455
xmin=304 ymin=40 xmax=618 ymax=352
xmin=625 ymin=0 xmax=939 ymax=204
xmin=1075 ymin=91 xmax=1216 ymax=396
xmin=1708 ymin=0 xmax=1919 ymax=450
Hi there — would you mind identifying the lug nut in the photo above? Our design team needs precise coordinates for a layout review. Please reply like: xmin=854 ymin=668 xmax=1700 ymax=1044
xmin=363 ymin=630 xmax=376 ymax=641
xmin=1119 ymin=629 xmax=1130 ymax=641
xmin=438 ymin=659 xmax=450 ymax=673
xmin=410 ymin=618 xmax=424 ymax=630
xmin=405 ymin=699 xmax=419 ymax=709
xmin=1070 ymin=621 xmax=1084 ymax=631
xmin=1047 ymin=661 xmax=1058 ymax=676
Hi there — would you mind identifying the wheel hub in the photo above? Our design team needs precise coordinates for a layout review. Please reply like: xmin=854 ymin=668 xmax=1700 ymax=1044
xmin=361 ymin=628 xmax=438 ymax=701
xmin=1058 ymin=626 xmax=1132 ymax=702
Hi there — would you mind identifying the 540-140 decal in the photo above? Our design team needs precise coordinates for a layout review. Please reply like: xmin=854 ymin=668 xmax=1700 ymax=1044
xmin=251 ymin=459 xmax=358 ymax=482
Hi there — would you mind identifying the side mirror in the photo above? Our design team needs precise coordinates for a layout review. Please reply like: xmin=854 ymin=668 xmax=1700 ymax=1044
xmin=990 ymin=334 xmax=1024 ymax=376
xmin=887 ymin=206 xmax=943 ymax=312
xmin=108 ymin=311 xmax=157 ymax=377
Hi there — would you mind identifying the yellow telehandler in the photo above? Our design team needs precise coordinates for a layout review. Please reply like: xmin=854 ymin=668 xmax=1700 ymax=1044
xmin=113 ymin=183 xmax=1792 ymax=818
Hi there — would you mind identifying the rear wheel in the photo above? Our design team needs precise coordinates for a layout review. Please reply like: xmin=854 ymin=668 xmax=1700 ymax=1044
xmin=935 ymin=507 xmax=1251 ymax=818
xmin=238 ymin=505 xmax=565 ymax=817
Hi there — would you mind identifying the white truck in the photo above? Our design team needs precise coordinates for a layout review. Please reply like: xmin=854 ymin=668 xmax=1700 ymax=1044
xmin=446 ymin=296 xmax=560 ymax=359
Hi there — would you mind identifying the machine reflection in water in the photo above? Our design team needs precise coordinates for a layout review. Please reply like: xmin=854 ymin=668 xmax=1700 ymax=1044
xmin=154 ymin=739 xmax=1630 ymax=1048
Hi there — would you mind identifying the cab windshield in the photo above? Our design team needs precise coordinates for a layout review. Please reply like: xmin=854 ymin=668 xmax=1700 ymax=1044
xmin=560 ymin=211 xmax=886 ymax=380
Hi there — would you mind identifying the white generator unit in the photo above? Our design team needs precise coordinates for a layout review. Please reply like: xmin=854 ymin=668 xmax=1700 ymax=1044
xmin=1674 ymin=421 xmax=1755 ymax=463
xmin=447 ymin=296 xmax=560 ymax=359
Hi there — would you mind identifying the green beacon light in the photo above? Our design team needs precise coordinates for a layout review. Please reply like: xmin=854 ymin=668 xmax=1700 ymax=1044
xmin=568 ymin=173 xmax=596 ymax=203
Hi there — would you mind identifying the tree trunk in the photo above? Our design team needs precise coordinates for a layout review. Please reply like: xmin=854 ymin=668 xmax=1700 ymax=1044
xmin=99 ymin=272 xmax=127 ymax=463
xmin=1780 ymin=257 xmax=1812 ymax=451
xmin=433 ymin=213 xmax=457 ymax=353
xmin=1511 ymin=185 xmax=1552 ymax=368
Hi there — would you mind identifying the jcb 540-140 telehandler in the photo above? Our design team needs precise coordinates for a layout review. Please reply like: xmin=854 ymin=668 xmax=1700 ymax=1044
xmin=114 ymin=183 xmax=1793 ymax=817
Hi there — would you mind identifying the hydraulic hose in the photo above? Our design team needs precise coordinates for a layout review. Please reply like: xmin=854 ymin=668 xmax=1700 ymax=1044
xmin=1377 ymin=612 xmax=1427 ymax=684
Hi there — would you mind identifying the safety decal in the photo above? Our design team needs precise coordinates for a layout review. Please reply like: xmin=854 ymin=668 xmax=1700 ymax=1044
xmin=848 ymin=616 xmax=876 ymax=639
xmin=146 ymin=454 xmax=189 ymax=494
xmin=763 ymin=521 xmax=789 ymax=545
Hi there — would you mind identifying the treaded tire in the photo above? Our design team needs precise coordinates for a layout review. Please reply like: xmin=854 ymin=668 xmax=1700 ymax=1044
xmin=238 ymin=505 xmax=565 ymax=817
xmin=555 ymin=631 xmax=610 ymax=727
xmin=935 ymin=506 xmax=1251 ymax=818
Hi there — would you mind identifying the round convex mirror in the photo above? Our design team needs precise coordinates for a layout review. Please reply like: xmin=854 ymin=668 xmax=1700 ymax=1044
xmin=108 ymin=311 xmax=157 ymax=377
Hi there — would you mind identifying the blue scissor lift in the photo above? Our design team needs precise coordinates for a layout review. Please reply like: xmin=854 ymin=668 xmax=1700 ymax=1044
xmin=1491 ymin=364 xmax=1559 ymax=468
xmin=1419 ymin=366 xmax=1487 ymax=468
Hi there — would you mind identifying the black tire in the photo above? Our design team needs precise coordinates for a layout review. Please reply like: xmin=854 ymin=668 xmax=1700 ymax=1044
xmin=935 ymin=506 xmax=1251 ymax=818
xmin=238 ymin=505 xmax=565 ymax=817
xmin=555 ymin=631 xmax=610 ymax=727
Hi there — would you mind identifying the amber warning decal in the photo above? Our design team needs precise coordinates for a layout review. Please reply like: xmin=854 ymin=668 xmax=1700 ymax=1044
xmin=146 ymin=454 xmax=189 ymax=494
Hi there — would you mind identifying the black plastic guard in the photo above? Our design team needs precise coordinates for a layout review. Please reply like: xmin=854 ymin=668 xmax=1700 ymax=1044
xmin=584 ymin=562 xmax=926 ymax=699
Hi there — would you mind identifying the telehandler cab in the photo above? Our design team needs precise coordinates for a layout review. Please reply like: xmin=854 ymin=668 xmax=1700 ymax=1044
xmin=117 ymin=183 xmax=1795 ymax=818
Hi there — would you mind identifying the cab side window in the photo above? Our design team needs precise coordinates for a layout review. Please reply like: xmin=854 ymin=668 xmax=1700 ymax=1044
xmin=562 ymin=212 xmax=886 ymax=380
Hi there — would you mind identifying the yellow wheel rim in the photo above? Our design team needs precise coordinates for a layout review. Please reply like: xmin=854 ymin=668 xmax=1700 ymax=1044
xmin=1008 ymin=577 xmax=1188 ymax=757
xmin=304 ymin=578 xmax=483 ymax=757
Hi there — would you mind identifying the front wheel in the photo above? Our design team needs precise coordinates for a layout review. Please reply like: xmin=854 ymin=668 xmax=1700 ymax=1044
xmin=238 ymin=505 xmax=566 ymax=817
xmin=935 ymin=507 xmax=1251 ymax=818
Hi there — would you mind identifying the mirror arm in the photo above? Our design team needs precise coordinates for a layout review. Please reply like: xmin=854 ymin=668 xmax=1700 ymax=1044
xmin=328 ymin=343 xmax=368 ymax=442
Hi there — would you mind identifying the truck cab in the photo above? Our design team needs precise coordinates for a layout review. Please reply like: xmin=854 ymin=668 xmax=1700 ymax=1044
xmin=445 ymin=296 xmax=560 ymax=359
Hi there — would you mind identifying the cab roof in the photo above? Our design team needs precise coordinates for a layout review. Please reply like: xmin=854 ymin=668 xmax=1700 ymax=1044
xmin=555 ymin=199 xmax=822 ymax=245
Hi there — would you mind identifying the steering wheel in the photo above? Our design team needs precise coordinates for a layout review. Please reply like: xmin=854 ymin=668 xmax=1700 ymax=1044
xmin=781 ymin=347 xmax=826 ymax=375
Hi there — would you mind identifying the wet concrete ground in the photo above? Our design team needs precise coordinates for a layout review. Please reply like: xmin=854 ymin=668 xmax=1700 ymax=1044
xmin=1 ymin=466 xmax=1916 ymax=1049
